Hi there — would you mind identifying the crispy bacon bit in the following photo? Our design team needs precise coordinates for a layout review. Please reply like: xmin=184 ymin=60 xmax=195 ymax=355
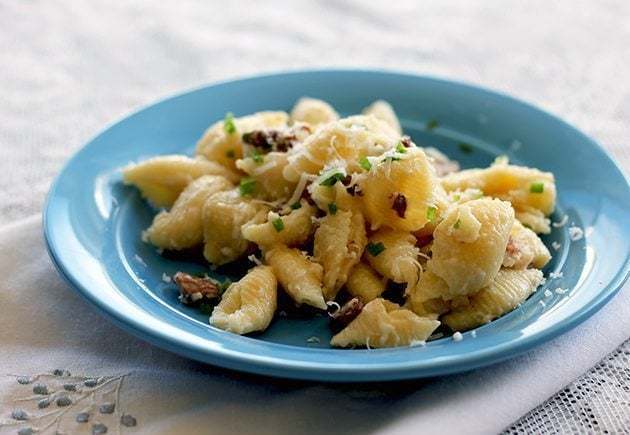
xmin=346 ymin=184 xmax=363 ymax=197
xmin=174 ymin=272 xmax=220 ymax=305
xmin=502 ymin=236 xmax=522 ymax=267
xmin=329 ymin=297 xmax=364 ymax=333
xmin=400 ymin=135 xmax=413 ymax=148
xmin=391 ymin=193 xmax=407 ymax=218
xmin=242 ymin=125 xmax=311 ymax=153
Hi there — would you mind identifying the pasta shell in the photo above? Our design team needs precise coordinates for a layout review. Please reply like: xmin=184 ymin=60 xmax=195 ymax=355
xmin=361 ymin=148 xmax=439 ymax=232
xmin=314 ymin=210 xmax=368 ymax=300
xmin=196 ymin=111 xmax=289 ymax=170
xmin=515 ymin=207 xmax=551 ymax=234
xmin=330 ymin=298 xmax=440 ymax=348
xmin=123 ymin=155 xmax=239 ymax=208
xmin=443 ymin=268 xmax=544 ymax=331
xmin=362 ymin=100 xmax=402 ymax=134
xmin=428 ymin=198 xmax=514 ymax=298
xmin=365 ymin=228 xmax=422 ymax=291
xmin=503 ymin=220 xmax=551 ymax=269
xmin=210 ymin=266 xmax=277 ymax=334
xmin=202 ymin=189 xmax=268 ymax=265
xmin=265 ymin=246 xmax=327 ymax=309
xmin=406 ymin=270 xmax=450 ymax=316
xmin=290 ymin=97 xmax=339 ymax=127
xmin=346 ymin=262 xmax=387 ymax=303
xmin=236 ymin=152 xmax=296 ymax=201
xmin=241 ymin=200 xmax=316 ymax=250
xmin=144 ymin=175 xmax=233 ymax=250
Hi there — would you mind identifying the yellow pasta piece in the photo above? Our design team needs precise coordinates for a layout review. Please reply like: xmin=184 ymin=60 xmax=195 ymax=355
xmin=362 ymin=100 xmax=402 ymax=134
xmin=330 ymin=298 xmax=440 ymax=348
xmin=406 ymin=270 xmax=450 ymax=315
xmin=265 ymin=246 xmax=327 ymax=309
xmin=210 ymin=266 xmax=277 ymax=334
xmin=503 ymin=220 xmax=551 ymax=269
xmin=346 ymin=263 xmax=387 ymax=303
xmin=413 ymin=182 xmax=451 ymax=238
xmin=515 ymin=207 xmax=551 ymax=234
xmin=241 ymin=200 xmax=316 ymax=249
xmin=443 ymin=268 xmax=544 ymax=331
xmin=143 ymin=175 xmax=233 ymax=250
xmin=441 ymin=160 xmax=556 ymax=216
xmin=314 ymin=210 xmax=368 ymax=300
xmin=283 ymin=115 xmax=399 ymax=182
xmin=202 ymin=189 xmax=268 ymax=265
xmin=428 ymin=198 xmax=514 ymax=298
xmin=365 ymin=228 xmax=422 ymax=291
xmin=290 ymin=97 xmax=339 ymax=127
xmin=308 ymin=181 xmax=363 ymax=215
xmin=361 ymin=148 xmax=439 ymax=232
xmin=195 ymin=111 xmax=289 ymax=170
xmin=123 ymin=155 xmax=239 ymax=208
xmin=236 ymin=152 xmax=296 ymax=201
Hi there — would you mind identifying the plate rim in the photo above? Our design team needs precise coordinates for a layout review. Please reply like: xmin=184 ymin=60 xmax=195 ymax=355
xmin=43 ymin=68 xmax=630 ymax=381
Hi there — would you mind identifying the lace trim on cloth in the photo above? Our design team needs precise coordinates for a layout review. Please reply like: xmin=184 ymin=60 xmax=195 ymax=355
xmin=1 ymin=370 xmax=137 ymax=434
xmin=504 ymin=338 xmax=630 ymax=434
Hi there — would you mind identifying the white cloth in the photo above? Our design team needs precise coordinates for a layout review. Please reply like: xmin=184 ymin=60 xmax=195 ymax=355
xmin=0 ymin=216 xmax=628 ymax=435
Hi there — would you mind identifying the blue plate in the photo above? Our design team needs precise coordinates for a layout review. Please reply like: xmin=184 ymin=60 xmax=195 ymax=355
xmin=44 ymin=70 xmax=630 ymax=381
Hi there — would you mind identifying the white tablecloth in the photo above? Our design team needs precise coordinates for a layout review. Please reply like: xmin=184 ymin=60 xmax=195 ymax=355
xmin=1 ymin=1 xmax=629 ymax=434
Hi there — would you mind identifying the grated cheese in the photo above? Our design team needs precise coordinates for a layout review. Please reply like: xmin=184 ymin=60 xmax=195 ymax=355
xmin=409 ymin=340 xmax=426 ymax=347
xmin=544 ymin=289 xmax=553 ymax=298
xmin=552 ymin=215 xmax=568 ymax=228
xmin=549 ymin=271 xmax=564 ymax=279
xmin=551 ymin=241 xmax=562 ymax=251
xmin=161 ymin=273 xmax=172 ymax=283
xmin=569 ymin=225 xmax=584 ymax=241
xmin=539 ymin=300 xmax=546 ymax=308
xmin=452 ymin=332 xmax=463 ymax=342
xmin=306 ymin=336 xmax=320 ymax=344
xmin=247 ymin=255 xmax=263 ymax=266
xmin=555 ymin=287 xmax=569 ymax=295
xmin=134 ymin=254 xmax=147 ymax=267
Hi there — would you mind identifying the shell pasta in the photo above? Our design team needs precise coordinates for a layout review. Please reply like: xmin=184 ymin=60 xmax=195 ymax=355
xmin=124 ymin=97 xmax=557 ymax=348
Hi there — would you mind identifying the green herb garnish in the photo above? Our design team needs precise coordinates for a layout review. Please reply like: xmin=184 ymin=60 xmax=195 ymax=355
xmin=272 ymin=217 xmax=284 ymax=232
xmin=426 ymin=119 xmax=439 ymax=131
xmin=328 ymin=203 xmax=338 ymax=215
xmin=426 ymin=206 xmax=437 ymax=223
xmin=223 ymin=112 xmax=236 ymax=135
xmin=366 ymin=242 xmax=386 ymax=257
xmin=395 ymin=142 xmax=407 ymax=153
xmin=454 ymin=219 xmax=461 ymax=229
xmin=319 ymin=171 xmax=345 ymax=186
xmin=239 ymin=177 xmax=256 ymax=196
xmin=251 ymin=149 xmax=264 ymax=164
xmin=290 ymin=202 xmax=302 ymax=210
xmin=530 ymin=182 xmax=544 ymax=193
xmin=458 ymin=142 xmax=473 ymax=154
xmin=359 ymin=156 xmax=372 ymax=171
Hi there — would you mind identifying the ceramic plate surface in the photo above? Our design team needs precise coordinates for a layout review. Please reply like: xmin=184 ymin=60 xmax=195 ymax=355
xmin=44 ymin=70 xmax=630 ymax=381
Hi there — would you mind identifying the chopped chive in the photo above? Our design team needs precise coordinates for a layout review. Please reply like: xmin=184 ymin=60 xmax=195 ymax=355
xmin=359 ymin=156 xmax=372 ymax=171
xmin=328 ymin=203 xmax=338 ymax=215
xmin=223 ymin=112 xmax=236 ymax=135
xmin=530 ymin=182 xmax=544 ymax=193
xmin=319 ymin=172 xmax=345 ymax=186
xmin=366 ymin=242 xmax=385 ymax=257
xmin=250 ymin=149 xmax=264 ymax=164
xmin=225 ymin=149 xmax=235 ymax=159
xmin=453 ymin=194 xmax=461 ymax=201
xmin=218 ymin=279 xmax=232 ymax=293
xmin=272 ymin=217 xmax=284 ymax=232
xmin=454 ymin=219 xmax=461 ymax=229
xmin=426 ymin=119 xmax=439 ymax=131
xmin=426 ymin=206 xmax=437 ymax=223
xmin=239 ymin=177 xmax=256 ymax=196
xmin=395 ymin=142 xmax=407 ymax=153
xmin=290 ymin=202 xmax=302 ymax=210
xmin=458 ymin=142 xmax=473 ymax=154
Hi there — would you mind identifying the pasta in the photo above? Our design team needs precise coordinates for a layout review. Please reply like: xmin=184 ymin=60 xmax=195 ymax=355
xmin=125 ymin=97 xmax=559 ymax=348
xmin=443 ymin=268 xmax=544 ymax=331
xmin=330 ymin=298 xmax=440 ymax=348
xmin=196 ymin=111 xmax=289 ymax=170
xmin=123 ymin=155 xmax=239 ymax=207
xmin=144 ymin=175 xmax=233 ymax=250
xmin=241 ymin=200 xmax=316 ymax=250
xmin=428 ymin=198 xmax=514 ymax=298
xmin=202 ymin=189 xmax=268 ymax=265
xmin=360 ymin=147 xmax=439 ymax=232
xmin=346 ymin=262 xmax=387 ymax=303
xmin=365 ymin=228 xmax=422 ymax=291
xmin=210 ymin=266 xmax=277 ymax=334
xmin=313 ymin=210 xmax=368 ymax=300
xmin=290 ymin=97 xmax=339 ymax=126
xmin=265 ymin=246 xmax=327 ymax=309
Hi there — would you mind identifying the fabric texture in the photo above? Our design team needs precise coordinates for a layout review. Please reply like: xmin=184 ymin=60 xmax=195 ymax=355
xmin=1 ymin=1 xmax=629 ymax=434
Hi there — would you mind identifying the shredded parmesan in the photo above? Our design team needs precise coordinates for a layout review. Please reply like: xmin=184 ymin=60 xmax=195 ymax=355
xmin=161 ymin=273 xmax=172 ymax=283
xmin=544 ymin=289 xmax=553 ymax=298
xmin=251 ymin=159 xmax=279 ymax=176
xmin=409 ymin=340 xmax=426 ymax=347
xmin=552 ymin=215 xmax=568 ymax=228
xmin=549 ymin=271 xmax=564 ymax=279
xmin=539 ymin=300 xmax=546 ymax=308
xmin=555 ymin=287 xmax=569 ymax=295
xmin=134 ymin=254 xmax=147 ymax=267
xmin=569 ymin=225 xmax=584 ymax=241
xmin=247 ymin=254 xmax=263 ymax=266
xmin=551 ymin=241 xmax=562 ymax=251
xmin=452 ymin=332 xmax=463 ymax=342
xmin=284 ymin=172 xmax=315 ymax=211
xmin=306 ymin=336 xmax=320 ymax=344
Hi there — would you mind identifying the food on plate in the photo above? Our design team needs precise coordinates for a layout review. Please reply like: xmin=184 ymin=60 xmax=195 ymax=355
xmin=123 ymin=97 xmax=556 ymax=348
